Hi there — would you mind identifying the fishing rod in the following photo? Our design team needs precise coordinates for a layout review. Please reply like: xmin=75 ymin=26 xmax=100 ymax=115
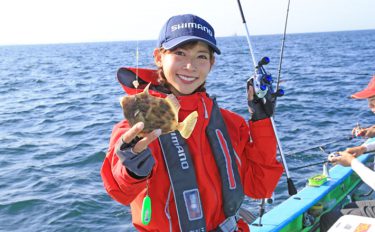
xmin=284 ymin=123 xmax=365 ymax=158
xmin=236 ymin=0 xmax=297 ymax=196
xmin=289 ymin=160 xmax=327 ymax=171
xmin=285 ymin=135 xmax=353 ymax=157
xmin=289 ymin=147 xmax=332 ymax=172
xmin=290 ymin=149 xmax=374 ymax=171
xmin=275 ymin=0 xmax=291 ymax=92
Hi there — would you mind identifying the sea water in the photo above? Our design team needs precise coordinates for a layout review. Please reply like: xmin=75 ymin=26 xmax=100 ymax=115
xmin=1 ymin=29 xmax=375 ymax=231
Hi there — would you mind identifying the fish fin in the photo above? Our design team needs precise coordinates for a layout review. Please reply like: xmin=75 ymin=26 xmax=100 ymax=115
xmin=119 ymin=96 xmax=125 ymax=108
xmin=177 ymin=111 xmax=198 ymax=139
xmin=143 ymin=83 xmax=151 ymax=94
xmin=165 ymin=94 xmax=180 ymax=120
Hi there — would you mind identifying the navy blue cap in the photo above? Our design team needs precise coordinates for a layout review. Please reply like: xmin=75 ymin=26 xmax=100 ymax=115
xmin=157 ymin=14 xmax=221 ymax=54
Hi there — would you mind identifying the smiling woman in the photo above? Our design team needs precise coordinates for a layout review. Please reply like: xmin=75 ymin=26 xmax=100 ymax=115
xmin=100 ymin=13 xmax=283 ymax=231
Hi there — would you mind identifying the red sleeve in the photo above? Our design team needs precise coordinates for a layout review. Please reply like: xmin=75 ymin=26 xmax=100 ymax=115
xmin=222 ymin=110 xmax=283 ymax=199
xmin=100 ymin=120 xmax=147 ymax=205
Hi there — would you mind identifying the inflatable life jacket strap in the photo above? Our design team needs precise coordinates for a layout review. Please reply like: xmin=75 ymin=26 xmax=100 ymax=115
xmin=215 ymin=206 xmax=257 ymax=232
xmin=237 ymin=206 xmax=257 ymax=224
xmin=214 ymin=212 xmax=240 ymax=232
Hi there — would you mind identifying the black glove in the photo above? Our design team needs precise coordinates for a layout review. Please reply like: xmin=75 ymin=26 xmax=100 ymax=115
xmin=115 ymin=137 xmax=155 ymax=179
xmin=247 ymin=79 xmax=276 ymax=121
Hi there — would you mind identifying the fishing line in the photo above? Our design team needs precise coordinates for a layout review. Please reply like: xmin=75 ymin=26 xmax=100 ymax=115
xmin=133 ymin=41 xmax=140 ymax=89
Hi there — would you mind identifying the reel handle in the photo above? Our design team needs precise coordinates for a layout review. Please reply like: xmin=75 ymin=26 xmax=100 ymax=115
xmin=258 ymin=56 xmax=270 ymax=67
xmin=272 ymin=89 xmax=285 ymax=97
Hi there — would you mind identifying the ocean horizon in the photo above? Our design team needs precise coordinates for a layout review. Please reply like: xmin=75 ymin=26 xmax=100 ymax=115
xmin=1 ymin=28 xmax=373 ymax=47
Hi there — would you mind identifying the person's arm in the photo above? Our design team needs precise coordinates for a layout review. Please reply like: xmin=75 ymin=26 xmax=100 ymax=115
xmin=232 ymin=82 xmax=282 ymax=198
xmin=363 ymin=141 xmax=375 ymax=153
xmin=241 ymin=118 xmax=284 ymax=199
xmin=101 ymin=121 xmax=159 ymax=205
xmin=330 ymin=151 xmax=375 ymax=191
xmin=345 ymin=141 xmax=375 ymax=157
xmin=351 ymin=158 xmax=375 ymax=190
xmin=221 ymin=109 xmax=283 ymax=199
xmin=365 ymin=126 xmax=375 ymax=138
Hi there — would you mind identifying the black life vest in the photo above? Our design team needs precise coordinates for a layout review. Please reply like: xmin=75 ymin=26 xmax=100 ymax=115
xmin=159 ymin=99 xmax=244 ymax=231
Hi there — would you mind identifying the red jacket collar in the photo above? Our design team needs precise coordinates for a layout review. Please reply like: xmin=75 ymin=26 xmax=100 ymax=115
xmin=117 ymin=67 xmax=162 ymax=95
xmin=177 ymin=92 xmax=209 ymax=111
xmin=117 ymin=67 xmax=210 ymax=110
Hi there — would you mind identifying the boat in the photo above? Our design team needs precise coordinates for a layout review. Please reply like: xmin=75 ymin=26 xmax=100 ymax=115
xmin=249 ymin=138 xmax=375 ymax=232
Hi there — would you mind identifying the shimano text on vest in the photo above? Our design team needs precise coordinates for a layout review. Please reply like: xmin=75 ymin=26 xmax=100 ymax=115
xmin=170 ymin=132 xmax=189 ymax=170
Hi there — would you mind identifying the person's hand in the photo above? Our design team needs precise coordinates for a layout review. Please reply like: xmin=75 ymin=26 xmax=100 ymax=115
xmin=344 ymin=145 xmax=366 ymax=157
xmin=352 ymin=126 xmax=375 ymax=138
xmin=329 ymin=151 xmax=355 ymax=167
xmin=115 ymin=122 xmax=161 ymax=178
xmin=364 ymin=126 xmax=375 ymax=138
xmin=352 ymin=126 xmax=367 ymax=137
xmin=121 ymin=122 xmax=161 ymax=153
xmin=247 ymin=80 xmax=275 ymax=121
xmin=247 ymin=83 xmax=255 ymax=102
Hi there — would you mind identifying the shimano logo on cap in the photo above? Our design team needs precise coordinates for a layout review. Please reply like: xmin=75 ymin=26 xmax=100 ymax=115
xmin=171 ymin=23 xmax=213 ymax=37
xmin=157 ymin=14 xmax=221 ymax=54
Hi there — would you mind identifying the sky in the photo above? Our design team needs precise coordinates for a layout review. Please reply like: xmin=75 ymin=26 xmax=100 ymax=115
xmin=0 ymin=0 xmax=374 ymax=45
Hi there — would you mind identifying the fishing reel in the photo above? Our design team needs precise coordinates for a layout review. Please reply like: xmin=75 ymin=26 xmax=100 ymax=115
xmin=319 ymin=146 xmax=340 ymax=163
xmin=353 ymin=123 xmax=364 ymax=138
xmin=327 ymin=152 xmax=341 ymax=162
xmin=247 ymin=57 xmax=284 ymax=101
xmin=247 ymin=57 xmax=285 ymax=121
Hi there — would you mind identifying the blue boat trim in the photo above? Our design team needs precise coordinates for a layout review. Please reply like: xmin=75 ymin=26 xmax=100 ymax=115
xmin=250 ymin=138 xmax=375 ymax=232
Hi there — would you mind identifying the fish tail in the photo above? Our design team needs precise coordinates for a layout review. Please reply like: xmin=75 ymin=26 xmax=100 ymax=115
xmin=177 ymin=111 xmax=198 ymax=139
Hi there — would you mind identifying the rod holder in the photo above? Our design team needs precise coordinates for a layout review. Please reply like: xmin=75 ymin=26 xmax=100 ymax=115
xmin=322 ymin=162 xmax=330 ymax=178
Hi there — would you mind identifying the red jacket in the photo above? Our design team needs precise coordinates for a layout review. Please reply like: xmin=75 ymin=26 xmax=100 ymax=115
xmin=101 ymin=70 xmax=284 ymax=231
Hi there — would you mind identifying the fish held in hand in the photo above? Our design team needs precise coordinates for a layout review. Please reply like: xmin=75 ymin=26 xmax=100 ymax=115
xmin=120 ymin=84 xmax=198 ymax=139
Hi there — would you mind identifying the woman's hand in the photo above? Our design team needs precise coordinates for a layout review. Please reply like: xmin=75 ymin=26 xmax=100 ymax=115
xmin=121 ymin=122 xmax=161 ymax=153
xmin=247 ymin=80 xmax=275 ymax=121
xmin=115 ymin=122 xmax=161 ymax=178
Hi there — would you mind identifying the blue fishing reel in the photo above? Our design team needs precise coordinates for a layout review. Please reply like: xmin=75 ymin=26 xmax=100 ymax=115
xmin=247 ymin=57 xmax=285 ymax=121
xmin=247 ymin=57 xmax=284 ymax=101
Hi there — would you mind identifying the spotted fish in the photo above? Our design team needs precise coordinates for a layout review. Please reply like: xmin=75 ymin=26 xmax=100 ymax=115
xmin=120 ymin=83 xmax=198 ymax=139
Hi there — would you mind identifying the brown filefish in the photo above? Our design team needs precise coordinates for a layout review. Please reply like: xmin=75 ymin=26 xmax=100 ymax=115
xmin=120 ymin=83 xmax=198 ymax=139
